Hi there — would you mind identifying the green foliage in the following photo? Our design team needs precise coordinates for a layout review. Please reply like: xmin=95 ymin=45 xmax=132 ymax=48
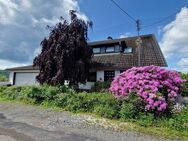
xmin=0 ymin=85 xmax=188 ymax=136
xmin=92 ymin=94 xmax=121 ymax=119
xmin=181 ymin=72 xmax=188 ymax=80
xmin=181 ymin=72 xmax=188 ymax=96
xmin=55 ymin=91 xmax=120 ymax=119
xmin=0 ymin=70 xmax=9 ymax=77
xmin=0 ymin=70 xmax=9 ymax=82
xmin=120 ymin=102 xmax=137 ymax=120
xmin=181 ymin=73 xmax=188 ymax=96
xmin=0 ymin=75 xmax=8 ymax=82
xmin=159 ymin=106 xmax=188 ymax=132
xmin=0 ymin=85 xmax=71 ymax=104
xmin=91 ymin=81 xmax=111 ymax=92
xmin=136 ymin=113 xmax=154 ymax=127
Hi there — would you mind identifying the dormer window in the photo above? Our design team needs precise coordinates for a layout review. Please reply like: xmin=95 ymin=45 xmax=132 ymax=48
xmin=93 ymin=48 xmax=100 ymax=54
xmin=124 ymin=47 xmax=133 ymax=53
xmin=105 ymin=46 xmax=115 ymax=53
xmin=93 ymin=45 xmax=121 ymax=54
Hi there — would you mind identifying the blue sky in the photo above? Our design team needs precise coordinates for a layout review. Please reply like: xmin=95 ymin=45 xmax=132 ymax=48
xmin=0 ymin=0 xmax=188 ymax=71
xmin=80 ymin=0 xmax=187 ymax=40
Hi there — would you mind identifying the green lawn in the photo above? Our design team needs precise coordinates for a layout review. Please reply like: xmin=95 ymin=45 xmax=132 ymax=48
xmin=0 ymin=85 xmax=187 ymax=140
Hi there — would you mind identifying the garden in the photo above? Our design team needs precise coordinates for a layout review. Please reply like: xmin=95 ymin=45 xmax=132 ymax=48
xmin=0 ymin=65 xmax=188 ymax=140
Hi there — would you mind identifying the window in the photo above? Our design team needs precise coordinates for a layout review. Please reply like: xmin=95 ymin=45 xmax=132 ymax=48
xmin=104 ymin=71 xmax=115 ymax=81
xmin=115 ymin=45 xmax=120 ymax=52
xmin=105 ymin=46 xmax=115 ymax=53
xmin=124 ymin=47 xmax=133 ymax=53
xmin=87 ymin=72 xmax=96 ymax=82
xmin=93 ymin=48 xmax=100 ymax=54
xmin=100 ymin=47 xmax=106 ymax=53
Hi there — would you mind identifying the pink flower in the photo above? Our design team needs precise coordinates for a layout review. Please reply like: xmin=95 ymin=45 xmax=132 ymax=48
xmin=109 ymin=65 xmax=184 ymax=112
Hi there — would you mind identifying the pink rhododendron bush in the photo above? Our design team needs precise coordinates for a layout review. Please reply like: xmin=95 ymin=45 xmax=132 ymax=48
xmin=109 ymin=65 xmax=185 ymax=114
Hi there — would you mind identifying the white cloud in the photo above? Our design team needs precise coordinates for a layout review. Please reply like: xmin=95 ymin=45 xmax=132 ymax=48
xmin=160 ymin=7 xmax=188 ymax=71
xmin=0 ymin=59 xmax=28 ymax=70
xmin=0 ymin=0 xmax=88 ymax=69
xmin=0 ymin=0 xmax=18 ymax=25
xmin=177 ymin=58 xmax=188 ymax=67
xmin=119 ymin=32 xmax=131 ymax=38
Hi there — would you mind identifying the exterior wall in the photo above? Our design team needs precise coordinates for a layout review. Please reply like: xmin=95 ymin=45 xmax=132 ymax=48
xmin=115 ymin=70 xmax=120 ymax=76
xmin=9 ymin=72 xmax=14 ymax=84
xmin=9 ymin=69 xmax=120 ymax=89
xmin=9 ymin=70 xmax=95 ymax=89
xmin=96 ymin=70 xmax=104 ymax=81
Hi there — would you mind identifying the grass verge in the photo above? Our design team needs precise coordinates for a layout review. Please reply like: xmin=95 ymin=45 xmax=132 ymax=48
xmin=0 ymin=98 xmax=187 ymax=140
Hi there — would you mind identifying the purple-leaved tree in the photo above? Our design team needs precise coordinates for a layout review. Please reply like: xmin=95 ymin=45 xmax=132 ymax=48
xmin=34 ymin=10 xmax=93 ymax=87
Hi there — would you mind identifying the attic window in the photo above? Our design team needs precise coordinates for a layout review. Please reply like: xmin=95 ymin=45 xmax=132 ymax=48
xmin=124 ymin=47 xmax=133 ymax=53
xmin=106 ymin=46 xmax=115 ymax=53
xmin=93 ymin=48 xmax=100 ymax=54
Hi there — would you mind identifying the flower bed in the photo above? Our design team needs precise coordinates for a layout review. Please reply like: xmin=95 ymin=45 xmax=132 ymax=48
xmin=109 ymin=65 xmax=185 ymax=114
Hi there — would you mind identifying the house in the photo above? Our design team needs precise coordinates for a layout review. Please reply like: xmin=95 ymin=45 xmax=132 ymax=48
xmin=7 ymin=34 xmax=167 ymax=89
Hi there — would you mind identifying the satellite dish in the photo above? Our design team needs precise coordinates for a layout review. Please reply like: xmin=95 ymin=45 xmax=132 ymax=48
xmin=107 ymin=36 xmax=113 ymax=40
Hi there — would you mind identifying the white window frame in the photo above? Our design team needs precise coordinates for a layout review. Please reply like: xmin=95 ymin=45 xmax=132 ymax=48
xmin=106 ymin=46 xmax=115 ymax=53
xmin=93 ymin=48 xmax=100 ymax=54
xmin=124 ymin=47 xmax=133 ymax=53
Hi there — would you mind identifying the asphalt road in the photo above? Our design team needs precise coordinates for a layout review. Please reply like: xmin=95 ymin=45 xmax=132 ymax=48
xmin=0 ymin=102 xmax=172 ymax=141
xmin=0 ymin=113 xmax=103 ymax=141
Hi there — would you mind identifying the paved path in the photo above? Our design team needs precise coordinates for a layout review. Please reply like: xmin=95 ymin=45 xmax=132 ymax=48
xmin=0 ymin=102 xmax=172 ymax=141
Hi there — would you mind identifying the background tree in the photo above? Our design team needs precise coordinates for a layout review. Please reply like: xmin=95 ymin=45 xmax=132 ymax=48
xmin=0 ymin=70 xmax=9 ymax=82
xmin=34 ymin=10 xmax=93 ymax=87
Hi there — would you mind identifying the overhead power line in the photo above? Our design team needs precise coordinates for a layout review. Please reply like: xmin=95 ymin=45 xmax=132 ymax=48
xmin=110 ymin=0 xmax=141 ymax=35
xmin=110 ymin=0 xmax=137 ymax=22
xmin=109 ymin=0 xmax=187 ymax=32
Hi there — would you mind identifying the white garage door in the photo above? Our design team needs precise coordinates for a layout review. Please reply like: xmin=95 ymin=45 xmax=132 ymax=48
xmin=15 ymin=73 xmax=39 ymax=85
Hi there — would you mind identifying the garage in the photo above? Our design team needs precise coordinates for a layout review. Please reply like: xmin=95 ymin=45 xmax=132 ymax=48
xmin=14 ymin=72 xmax=39 ymax=85
xmin=6 ymin=65 xmax=39 ymax=86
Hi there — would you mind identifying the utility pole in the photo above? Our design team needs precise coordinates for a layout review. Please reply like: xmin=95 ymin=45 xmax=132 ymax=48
xmin=136 ymin=19 xmax=141 ymax=36
xmin=135 ymin=19 xmax=142 ymax=66
xmin=110 ymin=0 xmax=142 ymax=66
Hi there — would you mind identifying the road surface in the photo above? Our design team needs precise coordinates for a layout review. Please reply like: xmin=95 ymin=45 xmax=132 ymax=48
xmin=0 ymin=102 xmax=173 ymax=141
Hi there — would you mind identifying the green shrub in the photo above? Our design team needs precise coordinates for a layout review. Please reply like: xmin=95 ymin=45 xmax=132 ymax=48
xmin=136 ymin=113 xmax=154 ymax=127
xmin=0 ymin=85 xmax=73 ymax=104
xmin=54 ymin=91 xmax=121 ymax=118
xmin=1 ymin=86 xmax=21 ymax=100
xmin=165 ymin=107 xmax=188 ymax=131
xmin=0 ymin=86 xmax=7 ymax=93
xmin=91 ymin=81 xmax=111 ymax=92
xmin=21 ymin=85 xmax=44 ymax=103
xmin=0 ymin=75 xmax=8 ymax=82
xmin=93 ymin=94 xmax=121 ymax=119
xmin=120 ymin=102 xmax=138 ymax=120
xmin=181 ymin=72 xmax=188 ymax=96
xmin=54 ymin=88 xmax=76 ymax=108
xmin=94 ymin=105 xmax=118 ymax=119
xmin=1 ymin=84 xmax=188 ymax=134
xmin=182 ymin=82 xmax=188 ymax=96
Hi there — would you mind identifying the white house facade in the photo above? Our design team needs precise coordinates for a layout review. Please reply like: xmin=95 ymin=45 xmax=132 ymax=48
xmin=7 ymin=67 xmax=121 ymax=89
xmin=7 ymin=34 xmax=167 ymax=89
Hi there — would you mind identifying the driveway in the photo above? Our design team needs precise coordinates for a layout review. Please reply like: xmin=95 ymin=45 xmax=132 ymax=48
xmin=0 ymin=102 xmax=172 ymax=141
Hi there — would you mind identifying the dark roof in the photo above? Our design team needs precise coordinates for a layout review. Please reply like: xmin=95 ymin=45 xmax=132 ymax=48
xmin=88 ymin=34 xmax=153 ymax=46
xmin=7 ymin=34 xmax=167 ymax=71
xmin=90 ymin=34 xmax=167 ymax=70
xmin=6 ymin=65 xmax=39 ymax=71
